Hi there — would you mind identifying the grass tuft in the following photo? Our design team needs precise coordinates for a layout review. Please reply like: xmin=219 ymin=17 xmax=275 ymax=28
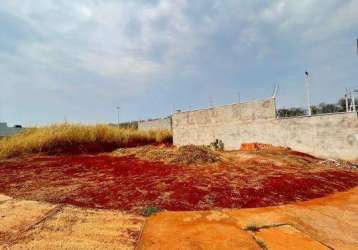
xmin=0 ymin=124 xmax=172 ymax=159
xmin=142 ymin=206 xmax=161 ymax=217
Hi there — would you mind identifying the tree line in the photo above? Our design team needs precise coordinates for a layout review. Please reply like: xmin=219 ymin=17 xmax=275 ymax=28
xmin=277 ymin=97 xmax=358 ymax=118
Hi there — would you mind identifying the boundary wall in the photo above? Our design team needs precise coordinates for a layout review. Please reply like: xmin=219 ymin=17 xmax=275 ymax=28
xmin=172 ymin=99 xmax=358 ymax=160
xmin=138 ymin=117 xmax=172 ymax=131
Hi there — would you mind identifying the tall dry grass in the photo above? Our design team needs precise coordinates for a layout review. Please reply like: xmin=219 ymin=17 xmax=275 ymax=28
xmin=0 ymin=124 xmax=172 ymax=159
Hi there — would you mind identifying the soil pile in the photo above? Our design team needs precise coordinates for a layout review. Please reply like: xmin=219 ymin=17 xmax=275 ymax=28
xmin=114 ymin=145 xmax=220 ymax=165
xmin=171 ymin=145 xmax=220 ymax=165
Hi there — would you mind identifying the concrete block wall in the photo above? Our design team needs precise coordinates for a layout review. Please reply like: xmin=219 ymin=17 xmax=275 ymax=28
xmin=173 ymin=100 xmax=358 ymax=160
xmin=0 ymin=123 xmax=23 ymax=137
xmin=173 ymin=98 xmax=276 ymax=127
xmin=138 ymin=117 xmax=172 ymax=131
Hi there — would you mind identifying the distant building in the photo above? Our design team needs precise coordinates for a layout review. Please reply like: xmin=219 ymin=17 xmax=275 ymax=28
xmin=0 ymin=122 xmax=23 ymax=137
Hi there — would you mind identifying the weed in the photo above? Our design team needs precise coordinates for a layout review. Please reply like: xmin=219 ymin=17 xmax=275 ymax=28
xmin=209 ymin=139 xmax=224 ymax=151
xmin=245 ymin=223 xmax=289 ymax=232
xmin=142 ymin=206 xmax=161 ymax=217
xmin=245 ymin=224 xmax=260 ymax=232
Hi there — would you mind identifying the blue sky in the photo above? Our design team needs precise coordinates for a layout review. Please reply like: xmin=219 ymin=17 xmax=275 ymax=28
xmin=1 ymin=0 xmax=357 ymax=126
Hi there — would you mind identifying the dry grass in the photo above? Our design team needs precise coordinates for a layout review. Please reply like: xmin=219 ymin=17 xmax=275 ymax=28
xmin=114 ymin=145 xmax=221 ymax=165
xmin=0 ymin=124 xmax=172 ymax=159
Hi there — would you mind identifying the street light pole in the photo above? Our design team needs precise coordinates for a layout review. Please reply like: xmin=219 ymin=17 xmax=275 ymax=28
xmin=304 ymin=71 xmax=312 ymax=116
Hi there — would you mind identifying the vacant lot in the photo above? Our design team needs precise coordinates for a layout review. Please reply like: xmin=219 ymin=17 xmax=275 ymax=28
xmin=1 ymin=145 xmax=357 ymax=215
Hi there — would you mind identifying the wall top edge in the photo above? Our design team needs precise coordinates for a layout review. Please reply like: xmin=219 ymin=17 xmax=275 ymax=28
xmin=173 ymin=97 xmax=275 ymax=116
xmin=139 ymin=116 xmax=172 ymax=123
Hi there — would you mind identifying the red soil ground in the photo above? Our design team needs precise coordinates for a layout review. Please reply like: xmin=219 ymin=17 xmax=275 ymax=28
xmin=0 ymin=153 xmax=357 ymax=214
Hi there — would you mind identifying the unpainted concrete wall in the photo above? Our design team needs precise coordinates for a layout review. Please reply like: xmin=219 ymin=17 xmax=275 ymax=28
xmin=0 ymin=123 xmax=23 ymax=137
xmin=173 ymin=98 xmax=276 ymax=127
xmin=138 ymin=117 xmax=172 ymax=131
xmin=173 ymin=102 xmax=358 ymax=160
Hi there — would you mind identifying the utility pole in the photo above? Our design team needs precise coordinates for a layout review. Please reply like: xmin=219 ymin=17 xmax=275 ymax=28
xmin=304 ymin=71 xmax=312 ymax=116
xmin=237 ymin=92 xmax=240 ymax=103
xmin=116 ymin=106 xmax=120 ymax=127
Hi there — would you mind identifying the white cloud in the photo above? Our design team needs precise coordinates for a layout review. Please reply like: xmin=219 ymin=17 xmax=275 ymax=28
xmin=80 ymin=52 xmax=161 ymax=77
xmin=1 ymin=0 xmax=358 ymax=125
xmin=3 ymin=0 xmax=355 ymax=82
xmin=256 ymin=1 xmax=358 ymax=43
xmin=0 ymin=1 xmax=192 ymax=80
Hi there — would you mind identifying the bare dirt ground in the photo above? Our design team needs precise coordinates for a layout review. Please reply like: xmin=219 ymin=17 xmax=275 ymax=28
xmin=138 ymin=187 xmax=358 ymax=249
xmin=1 ymin=144 xmax=358 ymax=249
xmin=0 ymin=194 xmax=144 ymax=249
xmin=1 ymin=187 xmax=358 ymax=249
xmin=0 ymin=145 xmax=357 ymax=215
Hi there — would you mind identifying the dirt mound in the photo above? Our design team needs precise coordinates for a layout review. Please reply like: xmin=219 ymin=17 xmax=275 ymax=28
xmin=114 ymin=145 xmax=220 ymax=165
xmin=171 ymin=145 xmax=220 ymax=165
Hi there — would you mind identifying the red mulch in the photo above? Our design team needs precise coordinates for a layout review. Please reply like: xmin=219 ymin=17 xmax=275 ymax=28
xmin=0 ymin=154 xmax=357 ymax=214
